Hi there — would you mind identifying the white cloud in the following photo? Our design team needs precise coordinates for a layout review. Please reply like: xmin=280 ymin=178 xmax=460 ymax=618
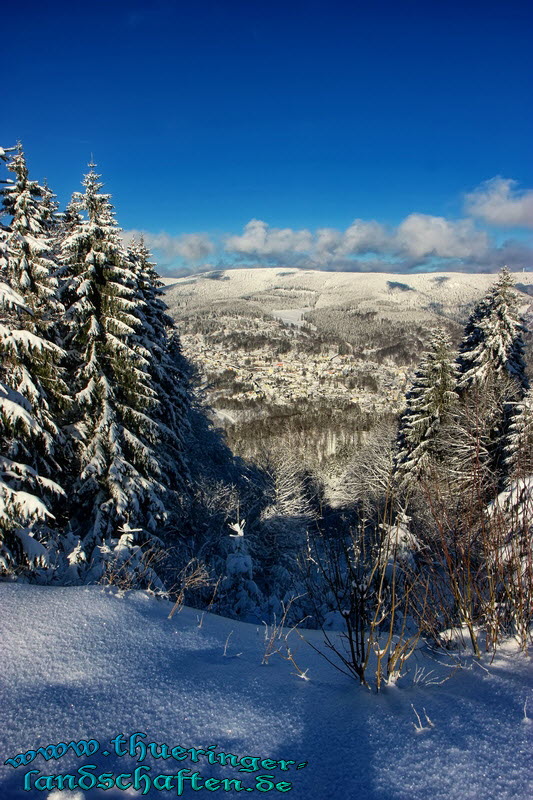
xmin=168 ymin=233 xmax=216 ymax=262
xmin=224 ymin=219 xmax=313 ymax=259
xmin=123 ymin=229 xmax=215 ymax=262
xmin=224 ymin=215 xmax=489 ymax=265
xmin=465 ymin=177 xmax=533 ymax=229
xmin=314 ymin=227 xmax=343 ymax=261
xmin=336 ymin=219 xmax=390 ymax=256
xmin=225 ymin=218 xmax=389 ymax=265
xmin=396 ymin=213 xmax=490 ymax=260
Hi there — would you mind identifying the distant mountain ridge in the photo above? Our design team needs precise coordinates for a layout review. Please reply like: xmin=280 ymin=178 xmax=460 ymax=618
xmin=161 ymin=268 xmax=533 ymax=321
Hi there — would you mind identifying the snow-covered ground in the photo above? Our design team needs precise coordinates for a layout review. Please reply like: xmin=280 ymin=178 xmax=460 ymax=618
xmin=1 ymin=584 xmax=532 ymax=800
xmin=270 ymin=308 xmax=313 ymax=328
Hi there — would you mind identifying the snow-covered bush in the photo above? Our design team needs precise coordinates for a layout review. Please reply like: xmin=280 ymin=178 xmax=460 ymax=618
xmin=216 ymin=520 xmax=263 ymax=621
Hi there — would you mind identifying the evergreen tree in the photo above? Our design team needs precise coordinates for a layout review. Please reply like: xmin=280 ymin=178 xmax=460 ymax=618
xmin=127 ymin=236 xmax=190 ymax=491
xmin=60 ymin=164 xmax=175 ymax=580
xmin=0 ymin=146 xmax=67 ymax=576
xmin=55 ymin=195 xmax=85 ymax=291
xmin=0 ymin=146 xmax=66 ymax=409
xmin=0 ymin=288 xmax=66 ymax=573
xmin=394 ymin=328 xmax=459 ymax=490
xmin=0 ymin=145 xmax=15 ymax=247
xmin=40 ymin=180 xmax=62 ymax=254
xmin=456 ymin=268 xmax=528 ymax=488
xmin=216 ymin=519 xmax=262 ymax=621
xmin=62 ymin=194 xmax=85 ymax=237
xmin=458 ymin=267 xmax=527 ymax=391
xmin=1 ymin=147 xmax=58 ymax=310
xmin=504 ymin=389 xmax=533 ymax=481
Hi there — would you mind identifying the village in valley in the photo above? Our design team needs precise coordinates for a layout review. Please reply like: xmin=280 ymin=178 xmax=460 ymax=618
xmin=179 ymin=315 xmax=410 ymax=415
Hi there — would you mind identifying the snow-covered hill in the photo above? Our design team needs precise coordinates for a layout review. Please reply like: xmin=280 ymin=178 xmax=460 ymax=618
xmin=162 ymin=269 xmax=533 ymax=319
xmin=1 ymin=584 xmax=532 ymax=800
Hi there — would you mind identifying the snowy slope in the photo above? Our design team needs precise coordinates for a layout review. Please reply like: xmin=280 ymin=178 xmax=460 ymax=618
xmin=1 ymin=584 xmax=532 ymax=800
xmin=161 ymin=269 xmax=533 ymax=318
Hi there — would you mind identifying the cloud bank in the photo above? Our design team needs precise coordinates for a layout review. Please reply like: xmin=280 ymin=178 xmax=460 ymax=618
xmin=125 ymin=176 xmax=533 ymax=273
xmin=221 ymin=213 xmax=517 ymax=272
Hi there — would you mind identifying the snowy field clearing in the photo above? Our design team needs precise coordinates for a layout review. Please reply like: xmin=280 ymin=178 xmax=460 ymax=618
xmin=1 ymin=584 xmax=532 ymax=800
xmin=269 ymin=308 xmax=313 ymax=328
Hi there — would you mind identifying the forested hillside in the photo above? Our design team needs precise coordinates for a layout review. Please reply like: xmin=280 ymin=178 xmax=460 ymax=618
xmin=1 ymin=145 xmax=531 ymax=676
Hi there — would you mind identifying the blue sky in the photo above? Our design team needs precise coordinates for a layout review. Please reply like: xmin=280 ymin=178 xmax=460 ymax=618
xmin=2 ymin=0 xmax=532 ymax=273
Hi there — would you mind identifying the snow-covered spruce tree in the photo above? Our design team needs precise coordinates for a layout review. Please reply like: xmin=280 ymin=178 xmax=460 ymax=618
xmin=482 ymin=399 xmax=533 ymax=651
xmin=0 ymin=146 xmax=66 ymax=415
xmin=458 ymin=267 xmax=528 ymax=391
xmin=0 ymin=269 xmax=66 ymax=575
xmin=394 ymin=328 xmax=459 ymax=492
xmin=456 ymin=267 xmax=528 ymax=487
xmin=504 ymin=388 xmax=533 ymax=481
xmin=60 ymin=164 xmax=177 ymax=583
xmin=40 ymin=180 xmax=62 ymax=254
xmin=126 ymin=236 xmax=190 ymax=491
xmin=1 ymin=147 xmax=59 ymax=312
xmin=0 ymin=153 xmax=7 ymax=272
xmin=0 ymin=144 xmax=17 ymax=200
xmin=62 ymin=195 xmax=84 ymax=236
xmin=126 ymin=237 xmax=272 ymax=605
xmin=0 ymin=146 xmax=68 ymax=577
xmin=54 ymin=194 xmax=85 ymax=293
xmin=0 ymin=145 xmax=15 ymax=251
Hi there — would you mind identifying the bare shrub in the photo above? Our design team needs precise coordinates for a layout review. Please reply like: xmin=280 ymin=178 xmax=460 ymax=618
xmin=406 ymin=458 xmax=533 ymax=656
xmin=168 ymin=558 xmax=212 ymax=619
xmin=304 ymin=513 xmax=426 ymax=691
xmin=261 ymin=595 xmax=310 ymax=680
xmin=484 ymin=480 xmax=533 ymax=651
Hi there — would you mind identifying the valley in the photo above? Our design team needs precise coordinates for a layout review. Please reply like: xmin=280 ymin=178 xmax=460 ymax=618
xmin=163 ymin=268 xmax=533 ymax=464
